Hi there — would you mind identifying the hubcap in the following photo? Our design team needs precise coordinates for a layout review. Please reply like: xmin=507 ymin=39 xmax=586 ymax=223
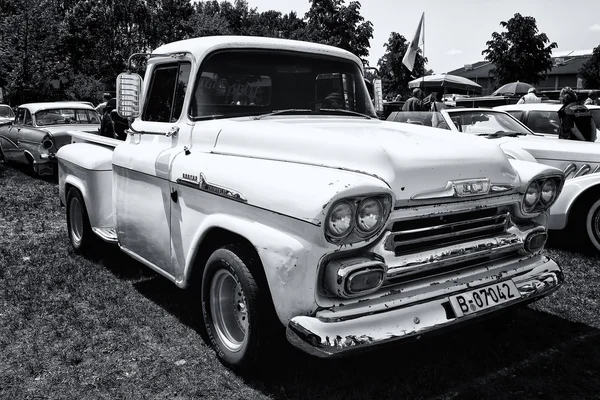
xmin=209 ymin=269 xmax=249 ymax=352
xmin=69 ymin=197 xmax=83 ymax=246
xmin=593 ymin=208 xmax=600 ymax=242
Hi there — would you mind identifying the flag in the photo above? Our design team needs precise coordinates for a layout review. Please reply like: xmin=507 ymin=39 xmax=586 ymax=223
xmin=402 ymin=13 xmax=424 ymax=72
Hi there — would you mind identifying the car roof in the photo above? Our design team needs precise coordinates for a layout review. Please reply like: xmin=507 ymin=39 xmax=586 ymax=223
xmin=19 ymin=102 xmax=96 ymax=114
xmin=152 ymin=35 xmax=363 ymax=71
xmin=495 ymin=103 xmax=600 ymax=111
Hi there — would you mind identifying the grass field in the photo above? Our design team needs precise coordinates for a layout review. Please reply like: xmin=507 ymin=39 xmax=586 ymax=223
xmin=1 ymin=162 xmax=599 ymax=399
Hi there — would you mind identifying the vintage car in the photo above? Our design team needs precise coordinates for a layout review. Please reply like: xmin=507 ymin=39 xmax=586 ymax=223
xmin=0 ymin=104 xmax=14 ymax=125
xmin=388 ymin=108 xmax=600 ymax=252
xmin=0 ymin=102 xmax=100 ymax=175
xmin=57 ymin=36 xmax=564 ymax=370
xmin=495 ymin=103 xmax=600 ymax=141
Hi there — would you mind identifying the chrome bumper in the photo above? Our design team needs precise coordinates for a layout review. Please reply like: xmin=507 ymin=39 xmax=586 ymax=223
xmin=287 ymin=255 xmax=562 ymax=358
xmin=39 ymin=153 xmax=56 ymax=160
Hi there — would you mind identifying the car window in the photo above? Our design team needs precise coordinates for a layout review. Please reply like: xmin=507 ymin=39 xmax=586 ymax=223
xmin=143 ymin=61 xmax=191 ymax=122
xmin=86 ymin=110 xmax=100 ymax=124
xmin=387 ymin=111 xmax=448 ymax=128
xmin=526 ymin=111 xmax=560 ymax=135
xmin=16 ymin=108 xmax=26 ymax=124
xmin=24 ymin=109 xmax=33 ymax=126
xmin=447 ymin=111 xmax=530 ymax=135
xmin=35 ymin=109 xmax=88 ymax=125
xmin=76 ymin=109 xmax=89 ymax=123
xmin=0 ymin=106 xmax=13 ymax=118
xmin=505 ymin=110 xmax=524 ymax=121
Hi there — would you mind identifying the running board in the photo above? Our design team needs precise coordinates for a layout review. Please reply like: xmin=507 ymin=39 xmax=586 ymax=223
xmin=92 ymin=227 xmax=118 ymax=243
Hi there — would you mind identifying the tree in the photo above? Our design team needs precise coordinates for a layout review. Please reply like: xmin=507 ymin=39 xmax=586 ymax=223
xmin=579 ymin=44 xmax=600 ymax=89
xmin=376 ymin=32 xmax=427 ymax=99
xmin=482 ymin=13 xmax=557 ymax=86
xmin=304 ymin=0 xmax=373 ymax=62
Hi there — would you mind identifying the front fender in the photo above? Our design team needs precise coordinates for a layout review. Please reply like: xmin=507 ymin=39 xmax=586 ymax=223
xmin=548 ymin=174 xmax=600 ymax=230
xmin=180 ymin=213 xmax=323 ymax=325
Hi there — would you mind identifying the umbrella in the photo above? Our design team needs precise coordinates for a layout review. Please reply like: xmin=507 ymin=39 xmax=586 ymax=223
xmin=491 ymin=81 xmax=534 ymax=96
xmin=408 ymin=74 xmax=482 ymax=93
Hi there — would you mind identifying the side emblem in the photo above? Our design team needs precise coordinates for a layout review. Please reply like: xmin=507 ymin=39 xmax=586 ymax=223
xmin=452 ymin=178 xmax=490 ymax=197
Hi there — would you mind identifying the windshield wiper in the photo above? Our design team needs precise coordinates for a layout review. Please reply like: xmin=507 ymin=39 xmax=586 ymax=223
xmin=253 ymin=109 xmax=372 ymax=120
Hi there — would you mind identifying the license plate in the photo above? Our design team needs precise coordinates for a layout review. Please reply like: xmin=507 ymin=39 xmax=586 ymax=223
xmin=449 ymin=280 xmax=521 ymax=317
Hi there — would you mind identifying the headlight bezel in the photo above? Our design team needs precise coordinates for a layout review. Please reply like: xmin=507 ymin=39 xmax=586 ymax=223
xmin=520 ymin=174 xmax=564 ymax=215
xmin=325 ymin=194 xmax=392 ymax=245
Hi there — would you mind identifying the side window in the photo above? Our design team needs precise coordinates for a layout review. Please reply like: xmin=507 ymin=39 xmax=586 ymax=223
xmin=87 ymin=110 xmax=100 ymax=124
xmin=16 ymin=108 xmax=26 ymax=124
xmin=527 ymin=111 xmax=560 ymax=135
xmin=24 ymin=109 xmax=33 ymax=126
xmin=506 ymin=111 xmax=523 ymax=121
xmin=76 ymin=109 xmax=89 ymax=123
xmin=142 ymin=62 xmax=191 ymax=122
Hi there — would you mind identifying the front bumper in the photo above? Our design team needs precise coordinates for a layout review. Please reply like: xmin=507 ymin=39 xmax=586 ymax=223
xmin=287 ymin=254 xmax=562 ymax=357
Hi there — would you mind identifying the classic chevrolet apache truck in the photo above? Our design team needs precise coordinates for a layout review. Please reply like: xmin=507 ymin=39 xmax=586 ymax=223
xmin=57 ymin=36 xmax=566 ymax=370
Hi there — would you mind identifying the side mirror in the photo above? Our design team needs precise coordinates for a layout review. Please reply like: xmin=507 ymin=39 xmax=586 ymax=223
xmin=116 ymin=72 xmax=143 ymax=119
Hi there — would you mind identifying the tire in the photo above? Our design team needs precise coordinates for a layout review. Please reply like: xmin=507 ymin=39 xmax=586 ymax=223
xmin=570 ymin=193 xmax=600 ymax=253
xmin=201 ymin=245 xmax=275 ymax=370
xmin=66 ymin=187 xmax=97 ymax=256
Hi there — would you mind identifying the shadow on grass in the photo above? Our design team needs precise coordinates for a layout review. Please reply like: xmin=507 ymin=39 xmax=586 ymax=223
xmin=98 ymin=247 xmax=600 ymax=400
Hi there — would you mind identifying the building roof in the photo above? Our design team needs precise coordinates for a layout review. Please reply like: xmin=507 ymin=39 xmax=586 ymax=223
xmin=447 ymin=53 xmax=592 ymax=79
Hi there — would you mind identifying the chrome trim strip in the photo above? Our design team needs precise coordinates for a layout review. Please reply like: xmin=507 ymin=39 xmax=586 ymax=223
xmin=390 ymin=220 xmax=507 ymax=248
xmin=563 ymin=163 xmax=576 ymax=178
xmin=593 ymin=165 xmax=600 ymax=174
xmin=176 ymin=174 xmax=247 ymax=203
xmin=390 ymin=213 xmax=507 ymax=236
xmin=573 ymin=164 xmax=591 ymax=178
xmin=92 ymin=227 xmax=119 ymax=243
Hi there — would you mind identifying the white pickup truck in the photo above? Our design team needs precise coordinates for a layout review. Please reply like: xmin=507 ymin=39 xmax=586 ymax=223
xmin=57 ymin=36 xmax=565 ymax=370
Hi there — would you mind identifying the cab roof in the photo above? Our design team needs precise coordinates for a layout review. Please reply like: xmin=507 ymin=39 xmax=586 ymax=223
xmin=152 ymin=35 xmax=363 ymax=71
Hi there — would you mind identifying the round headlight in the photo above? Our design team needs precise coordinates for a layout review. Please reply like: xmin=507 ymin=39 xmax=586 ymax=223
xmin=540 ymin=179 xmax=557 ymax=205
xmin=356 ymin=198 xmax=383 ymax=233
xmin=42 ymin=138 xmax=54 ymax=149
xmin=327 ymin=201 xmax=354 ymax=238
xmin=524 ymin=181 xmax=541 ymax=211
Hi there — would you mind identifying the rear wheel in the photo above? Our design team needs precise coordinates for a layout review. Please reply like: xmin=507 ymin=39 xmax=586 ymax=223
xmin=201 ymin=244 xmax=276 ymax=371
xmin=66 ymin=187 xmax=98 ymax=256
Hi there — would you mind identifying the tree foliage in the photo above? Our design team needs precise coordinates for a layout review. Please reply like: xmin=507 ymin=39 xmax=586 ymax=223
xmin=376 ymin=32 xmax=427 ymax=99
xmin=482 ymin=13 xmax=557 ymax=86
xmin=0 ymin=0 xmax=373 ymax=105
xmin=579 ymin=44 xmax=600 ymax=89
xmin=304 ymin=0 xmax=373 ymax=62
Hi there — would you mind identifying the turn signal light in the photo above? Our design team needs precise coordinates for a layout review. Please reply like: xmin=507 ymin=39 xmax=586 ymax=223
xmin=525 ymin=232 xmax=547 ymax=253
xmin=346 ymin=268 xmax=384 ymax=294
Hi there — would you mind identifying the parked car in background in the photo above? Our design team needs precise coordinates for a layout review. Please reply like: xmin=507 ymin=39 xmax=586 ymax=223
xmin=0 ymin=104 xmax=15 ymax=125
xmin=495 ymin=103 xmax=600 ymax=141
xmin=388 ymin=108 xmax=600 ymax=252
xmin=0 ymin=102 xmax=100 ymax=175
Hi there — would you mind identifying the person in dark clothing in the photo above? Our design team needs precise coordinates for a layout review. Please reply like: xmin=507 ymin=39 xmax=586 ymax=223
xmin=557 ymin=87 xmax=597 ymax=142
xmin=402 ymin=88 xmax=426 ymax=111
xmin=100 ymin=98 xmax=116 ymax=138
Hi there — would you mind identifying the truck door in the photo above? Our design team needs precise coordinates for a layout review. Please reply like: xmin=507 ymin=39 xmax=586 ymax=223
xmin=112 ymin=61 xmax=192 ymax=276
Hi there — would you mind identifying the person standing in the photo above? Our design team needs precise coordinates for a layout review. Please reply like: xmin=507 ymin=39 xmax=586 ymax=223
xmin=584 ymin=90 xmax=599 ymax=106
xmin=558 ymin=87 xmax=597 ymax=142
xmin=402 ymin=88 xmax=425 ymax=111
xmin=517 ymin=87 xmax=541 ymax=104
xmin=95 ymin=93 xmax=112 ymax=115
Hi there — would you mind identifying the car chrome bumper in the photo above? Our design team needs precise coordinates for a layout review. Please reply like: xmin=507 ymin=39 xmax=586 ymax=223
xmin=286 ymin=255 xmax=562 ymax=358
xmin=39 ymin=153 xmax=56 ymax=160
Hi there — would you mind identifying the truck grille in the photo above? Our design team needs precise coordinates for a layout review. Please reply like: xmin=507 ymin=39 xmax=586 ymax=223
xmin=387 ymin=207 xmax=509 ymax=256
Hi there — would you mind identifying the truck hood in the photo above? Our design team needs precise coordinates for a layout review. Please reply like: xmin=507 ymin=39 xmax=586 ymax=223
xmin=493 ymin=135 xmax=600 ymax=163
xmin=212 ymin=117 xmax=519 ymax=204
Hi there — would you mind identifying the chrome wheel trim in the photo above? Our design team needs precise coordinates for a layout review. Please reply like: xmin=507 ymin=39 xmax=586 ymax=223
xmin=209 ymin=268 xmax=249 ymax=352
xmin=69 ymin=197 xmax=83 ymax=247
xmin=586 ymin=199 xmax=600 ymax=251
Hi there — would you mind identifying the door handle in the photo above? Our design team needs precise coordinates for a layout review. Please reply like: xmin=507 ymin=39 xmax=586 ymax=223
xmin=165 ymin=126 xmax=179 ymax=137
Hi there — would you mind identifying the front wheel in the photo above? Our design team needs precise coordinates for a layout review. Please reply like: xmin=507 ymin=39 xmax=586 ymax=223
xmin=201 ymin=245 xmax=273 ymax=370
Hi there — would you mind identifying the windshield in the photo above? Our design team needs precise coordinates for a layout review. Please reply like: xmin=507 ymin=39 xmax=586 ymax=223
xmin=35 ymin=109 xmax=100 ymax=126
xmin=189 ymin=51 xmax=376 ymax=119
xmin=446 ymin=111 xmax=530 ymax=135
xmin=0 ymin=106 xmax=14 ymax=118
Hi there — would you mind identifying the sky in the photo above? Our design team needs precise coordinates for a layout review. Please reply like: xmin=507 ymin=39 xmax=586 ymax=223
xmin=221 ymin=0 xmax=600 ymax=74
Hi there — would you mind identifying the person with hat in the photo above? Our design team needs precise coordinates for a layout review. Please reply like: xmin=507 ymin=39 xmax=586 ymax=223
xmin=95 ymin=93 xmax=112 ymax=115
xmin=402 ymin=88 xmax=426 ymax=111
xmin=517 ymin=87 xmax=541 ymax=104
xmin=558 ymin=86 xmax=597 ymax=141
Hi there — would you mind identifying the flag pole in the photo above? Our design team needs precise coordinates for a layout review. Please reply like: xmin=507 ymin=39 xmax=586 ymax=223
xmin=422 ymin=13 xmax=425 ymax=92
